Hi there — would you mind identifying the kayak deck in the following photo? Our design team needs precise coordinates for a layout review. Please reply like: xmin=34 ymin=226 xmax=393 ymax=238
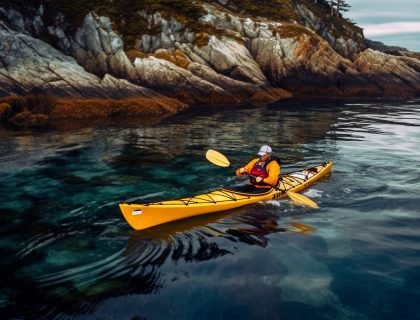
xmin=120 ymin=161 xmax=333 ymax=230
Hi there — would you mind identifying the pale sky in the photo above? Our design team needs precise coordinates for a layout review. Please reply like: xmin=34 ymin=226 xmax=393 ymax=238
xmin=345 ymin=0 xmax=420 ymax=51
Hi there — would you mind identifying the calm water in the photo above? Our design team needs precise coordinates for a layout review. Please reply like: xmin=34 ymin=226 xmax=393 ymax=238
xmin=1 ymin=98 xmax=420 ymax=319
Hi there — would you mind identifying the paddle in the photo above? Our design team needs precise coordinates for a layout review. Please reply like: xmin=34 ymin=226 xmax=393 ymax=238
xmin=205 ymin=149 xmax=319 ymax=208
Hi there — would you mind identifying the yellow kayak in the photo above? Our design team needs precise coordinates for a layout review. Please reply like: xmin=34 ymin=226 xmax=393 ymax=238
xmin=120 ymin=161 xmax=333 ymax=230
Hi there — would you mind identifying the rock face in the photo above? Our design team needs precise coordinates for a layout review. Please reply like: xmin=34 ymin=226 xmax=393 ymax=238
xmin=72 ymin=13 xmax=138 ymax=81
xmin=136 ymin=11 xmax=195 ymax=53
xmin=295 ymin=3 xmax=365 ymax=59
xmin=0 ymin=0 xmax=419 ymax=122
xmin=354 ymin=49 xmax=420 ymax=95
xmin=0 ymin=22 xmax=157 ymax=99
xmin=250 ymin=33 xmax=380 ymax=95
xmin=365 ymin=39 xmax=408 ymax=55
xmin=133 ymin=55 xmax=230 ymax=103
xmin=191 ymin=36 xmax=268 ymax=85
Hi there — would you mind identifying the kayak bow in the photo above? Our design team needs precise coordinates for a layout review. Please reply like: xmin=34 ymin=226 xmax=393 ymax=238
xmin=119 ymin=161 xmax=333 ymax=230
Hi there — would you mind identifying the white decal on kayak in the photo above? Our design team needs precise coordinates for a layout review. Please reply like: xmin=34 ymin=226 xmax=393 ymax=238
xmin=290 ymin=172 xmax=307 ymax=180
xmin=132 ymin=209 xmax=142 ymax=216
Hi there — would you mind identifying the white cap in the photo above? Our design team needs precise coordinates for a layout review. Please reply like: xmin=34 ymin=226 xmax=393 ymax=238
xmin=257 ymin=145 xmax=272 ymax=156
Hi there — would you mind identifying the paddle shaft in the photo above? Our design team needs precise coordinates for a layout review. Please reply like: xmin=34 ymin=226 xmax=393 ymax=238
xmin=239 ymin=173 xmax=318 ymax=208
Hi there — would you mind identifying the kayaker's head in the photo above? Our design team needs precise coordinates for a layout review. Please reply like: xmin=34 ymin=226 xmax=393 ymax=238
xmin=257 ymin=145 xmax=272 ymax=161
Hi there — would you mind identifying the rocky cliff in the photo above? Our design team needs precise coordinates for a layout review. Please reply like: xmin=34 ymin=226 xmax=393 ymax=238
xmin=0 ymin=0 xmax=419 ymax=126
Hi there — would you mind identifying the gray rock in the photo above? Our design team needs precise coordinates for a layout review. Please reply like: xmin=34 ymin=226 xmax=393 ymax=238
xmin=187 ymin=62 xmax=258 ymax=95
xmin=0 ymin=25 xmax=159 ymax=99
xmin=135 ymin=13 xmax=192 ymax=53
xmin=295 ymin=3 xmax=365 ymax=59
xmin=0 ymin=7 xmax=25 ymax=32
xmin=133 ymin=56 xmax=230 ymax=102
xmin=1 ymin=0 xmax=419 ymax=105
xmin=176 ymin=43 xmax=211 ymax=67
xmin=354 ymin=49 xmax=420 ymax=94
xmin=365 ymin=39 xmax=408 ymax=55
xmin=71 ymin=13 xmax=137 ymax=81
xmin=193 ymin=36 xmax=268 ymax=85
xmin=250 ymin=32 xmax=378 ymax=94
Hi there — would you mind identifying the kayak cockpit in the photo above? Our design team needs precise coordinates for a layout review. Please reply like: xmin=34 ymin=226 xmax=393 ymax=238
xmin=221 ymin=185 xmax=275 ymax=196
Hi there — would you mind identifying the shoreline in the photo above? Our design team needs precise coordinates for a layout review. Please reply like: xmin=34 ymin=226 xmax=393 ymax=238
xmin=0 ymin=95 xmax=188 ymax=129
xmin=1 ymin=94 xmax=419 ymax=132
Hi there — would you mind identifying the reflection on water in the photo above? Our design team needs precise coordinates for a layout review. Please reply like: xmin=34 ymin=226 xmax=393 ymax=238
xmin=1 ymin=98 xmax=420 ymax=319
xmin=2 ymin=204 xmax=316 ymax=318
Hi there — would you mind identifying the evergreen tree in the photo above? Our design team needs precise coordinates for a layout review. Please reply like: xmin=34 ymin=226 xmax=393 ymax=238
xmin=337 ymin=0 xmax=351 ymax=15
xmin=327 ymin=0 xmax=351 ymax=17
xmin=329 ymin=0 xmax=336 ymax=15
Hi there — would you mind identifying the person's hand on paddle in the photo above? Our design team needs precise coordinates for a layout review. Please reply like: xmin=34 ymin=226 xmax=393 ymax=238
xmin=255 ymin=176 xmax=263 ymax=183
xmin=236 ymin=167 xmax=246 ymax=176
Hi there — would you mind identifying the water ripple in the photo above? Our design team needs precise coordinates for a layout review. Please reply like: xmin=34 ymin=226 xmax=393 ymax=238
xmin=2 ymin=98 xmax=420 ymax=319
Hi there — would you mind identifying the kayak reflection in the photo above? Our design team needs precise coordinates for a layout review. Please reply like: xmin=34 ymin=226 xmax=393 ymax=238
xmin=13 ymin=208 xmax=317 ymax=320
xmin=126 ymin=207 xmax=316 ymax=264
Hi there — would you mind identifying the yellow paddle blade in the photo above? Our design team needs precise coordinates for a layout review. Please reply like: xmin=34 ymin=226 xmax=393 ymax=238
xmin=206 ymin=149 xmax=231 ymax=167
xmin=287 ymin=191 xmax=319 ymax=208
xmin=287 ymin=222 xmax=317 ymax=234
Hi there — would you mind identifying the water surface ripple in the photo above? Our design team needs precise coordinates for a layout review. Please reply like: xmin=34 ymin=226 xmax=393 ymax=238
xmin=1 ymin=98 xmax=420 ymax=319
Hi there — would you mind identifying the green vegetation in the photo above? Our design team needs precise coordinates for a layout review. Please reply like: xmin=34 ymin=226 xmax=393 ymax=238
xmin=2 ymin=0 xmax=42 ymax=16
xmin=42 ymin=0 xmax=204 ymax=27
xmin=2 ymin=0 xmax=363 ymax=51
xmin=300 ymin=0 xmax=363 ymax=40
xmin=41 ymin=0 xmax=204 ymax=48
xmin=193 ymin=23 xmax=244 ymax=47
xmin=43 ymin=0 xmax=245 ymax=49
xmin=224 ymin=0 xmax=298 ymax=21
xmin=2 ymin=0 xmax=204 ymax=49
xmin=153 ymin=50 xmax=191 ymax=68
xmin=271 ymin=23 xmax=320 ymax=46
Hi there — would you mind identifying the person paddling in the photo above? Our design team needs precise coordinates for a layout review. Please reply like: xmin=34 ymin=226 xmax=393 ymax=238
xmin=236 ymin=145 xmax=281 ymax=189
